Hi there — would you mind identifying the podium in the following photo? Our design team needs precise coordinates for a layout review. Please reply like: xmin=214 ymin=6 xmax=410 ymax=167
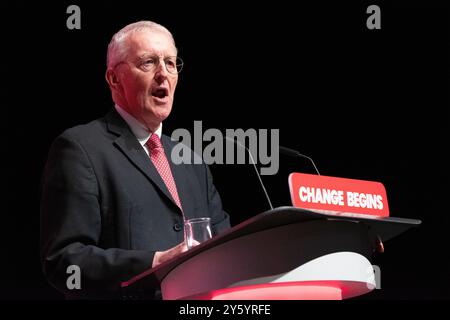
xmin=121 ymin=206 xmax=421 ymax=300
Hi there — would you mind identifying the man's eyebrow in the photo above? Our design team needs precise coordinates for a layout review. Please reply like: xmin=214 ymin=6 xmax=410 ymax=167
xmin=137 ymin=53 xmax=155 ymax=59
xmin=137 ymin=52 xmax=176 ymax=59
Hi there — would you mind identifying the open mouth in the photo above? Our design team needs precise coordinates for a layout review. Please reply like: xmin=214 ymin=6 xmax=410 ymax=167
xmin=151 ymin=87 xmax=169 ymax=99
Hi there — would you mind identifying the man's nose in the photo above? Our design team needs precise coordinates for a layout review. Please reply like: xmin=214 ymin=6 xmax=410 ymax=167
xmin=154 ymin=60 xmax=168 ymax=83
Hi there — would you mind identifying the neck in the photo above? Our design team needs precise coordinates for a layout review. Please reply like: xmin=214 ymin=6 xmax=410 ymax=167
xmin=141 ymin=118 xmax=161 ymax=133
xmin=114 ymin=101 xmax=161 ymax=133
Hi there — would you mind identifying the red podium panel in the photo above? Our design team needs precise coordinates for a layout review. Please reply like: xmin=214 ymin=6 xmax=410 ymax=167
xmin=180 ymin=280 xmax=379 ymax=300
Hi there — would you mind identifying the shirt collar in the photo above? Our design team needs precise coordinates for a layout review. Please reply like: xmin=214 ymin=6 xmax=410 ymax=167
xmin=114 ymin=104 xmax=162 ymax=147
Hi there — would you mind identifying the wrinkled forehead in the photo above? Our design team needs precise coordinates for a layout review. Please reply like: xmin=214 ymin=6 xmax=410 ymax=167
xmin=125 ymin=29 xmax=177 ymax=59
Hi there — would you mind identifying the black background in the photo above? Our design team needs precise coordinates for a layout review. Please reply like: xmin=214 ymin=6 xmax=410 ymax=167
xmin=2 ymin=0 xmax=449 ymax=302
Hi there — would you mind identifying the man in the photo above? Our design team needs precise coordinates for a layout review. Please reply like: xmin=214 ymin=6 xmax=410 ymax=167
xmin=40 ymin=21 xmax=230 ymax=299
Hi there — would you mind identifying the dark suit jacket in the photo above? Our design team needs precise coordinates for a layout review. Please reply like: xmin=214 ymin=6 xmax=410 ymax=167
xmin=40 ymin=108 xmax=230 ymax=299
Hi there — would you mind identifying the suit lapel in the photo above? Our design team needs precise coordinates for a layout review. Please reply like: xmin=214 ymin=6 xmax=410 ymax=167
xmin=105 ymin=109 xmax=180 ymax=212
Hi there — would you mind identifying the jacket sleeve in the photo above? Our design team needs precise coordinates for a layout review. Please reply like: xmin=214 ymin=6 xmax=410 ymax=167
xmin=204 ymin=164 xmax=231 ymax=235
xmin=40 ymin=133 xmax=155 ymax=298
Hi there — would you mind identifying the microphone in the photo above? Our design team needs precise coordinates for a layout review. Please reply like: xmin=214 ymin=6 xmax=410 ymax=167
xmin=224 ymin=137 xmax=274 ymax=210
xmin=279 ymin=146 xmax=321 ymax=175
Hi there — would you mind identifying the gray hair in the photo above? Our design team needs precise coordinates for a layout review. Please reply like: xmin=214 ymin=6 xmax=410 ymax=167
xmin=106 ymin=21 xmax=176 ymax=69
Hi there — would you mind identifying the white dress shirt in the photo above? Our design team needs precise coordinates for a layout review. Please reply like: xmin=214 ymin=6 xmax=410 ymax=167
xmin=114 ymin=104 xmax=162 ymax=157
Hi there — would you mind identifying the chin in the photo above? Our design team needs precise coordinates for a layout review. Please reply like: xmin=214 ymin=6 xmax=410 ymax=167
xmin=157 ymin=105 xmax=172 ymax=119
xmin=145 ymin=106 xmax=172 ymax=122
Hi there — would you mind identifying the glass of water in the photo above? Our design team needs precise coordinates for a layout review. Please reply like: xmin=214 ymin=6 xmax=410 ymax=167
xmin=184 ymin=217 xmax=212 ymax=249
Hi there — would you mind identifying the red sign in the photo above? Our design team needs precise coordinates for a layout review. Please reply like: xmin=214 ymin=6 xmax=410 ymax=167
xmin=288 ymin=173 xmax=389 ymax=218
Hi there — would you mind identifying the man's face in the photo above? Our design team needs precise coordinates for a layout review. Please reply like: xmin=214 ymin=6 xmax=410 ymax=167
xmin=114 ymin=30 xmax=178 ymax=130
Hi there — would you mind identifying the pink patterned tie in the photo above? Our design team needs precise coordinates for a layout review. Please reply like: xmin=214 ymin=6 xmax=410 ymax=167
xmin=146 ymin=134 xmax=183 ymax=211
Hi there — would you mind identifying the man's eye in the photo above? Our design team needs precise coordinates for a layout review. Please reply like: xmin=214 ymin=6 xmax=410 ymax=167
xmin=143 ymin=59 xmax=155 ymax=65
xmin=165 ymin=59 xmax=176 ymax=67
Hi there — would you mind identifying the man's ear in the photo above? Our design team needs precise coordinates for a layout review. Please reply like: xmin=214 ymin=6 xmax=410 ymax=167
xmin=105 ymin=69 xmax=122 ymax=91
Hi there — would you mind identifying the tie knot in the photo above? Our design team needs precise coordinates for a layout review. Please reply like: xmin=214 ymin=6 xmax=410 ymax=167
xmin=146 ymin=133 xmax=163 ymax=151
